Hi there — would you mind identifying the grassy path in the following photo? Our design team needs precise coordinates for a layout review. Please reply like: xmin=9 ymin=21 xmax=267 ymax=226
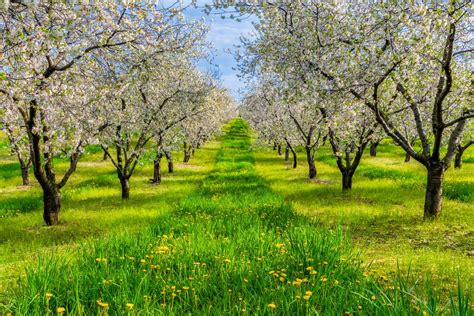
xmin=4 ymin=119 xmax=470 ymax=315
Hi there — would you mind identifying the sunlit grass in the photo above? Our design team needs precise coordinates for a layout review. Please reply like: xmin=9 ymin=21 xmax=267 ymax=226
xmin=1 ymin=120 xmax=471 ymax=315
xmin=0 ymin=133 xmax=219 ymax=295
xmin=254 ymin=138 xmax=474 ymax=300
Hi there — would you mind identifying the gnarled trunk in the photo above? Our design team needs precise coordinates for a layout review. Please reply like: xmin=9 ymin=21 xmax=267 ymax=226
xmin=454 ymin=150 xmax=462 ymax=168
xmin=165 ymin=150 xmax=174 ymax=173
xmin=20 ymin=165 xmax=30 ymax=186
xmin=183 ymin=142 xmax=191 ymax=163
xmin=305 ymin=146 xmax=316 ymax=179
xmin=342 ymin=171 xmax=353 ymax=191
xmin=284 ymin=147 xmax=290 ymax=161
xmin=151 ymin=155 xmax=162 ymax=184
xmin=103 ymin=151 xmax=108 ymax=161
xmin=369 ymin=142 xmax=379 ymax=157
xmin=120 ymin=177 xmax=130 ymax=199
xmin=292 ymin=149 xmax=297 ymax=169
xmin=277 ymin=144 xmax=282 ymax=156
xmin=424 ymin=166 xmax=444 ymax=220
xmin=43 ymin=187 xmax=60 ymax=226
xmin=405 ymin=152 xmax=411 ymax=163
xmin=183 ymin=150 xmax=191 ymax=163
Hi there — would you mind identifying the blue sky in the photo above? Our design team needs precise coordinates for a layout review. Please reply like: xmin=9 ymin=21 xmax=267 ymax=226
xmin=162 ymin=1 xmax=257 ymax=100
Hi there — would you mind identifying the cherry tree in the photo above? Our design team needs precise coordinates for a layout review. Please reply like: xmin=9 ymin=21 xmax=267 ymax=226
xmin=241 ymin=84 xmax=302 ymax=169
xmin=99 ymin=60 xmax=214 ymax=198
xmin=0 ymin=101 xmax=31 ymax=185
xmin=179 ymin=87 xmax=235 ymax=163
xmin=454 ymin=122 xmax=473 ymax=169
xmin=341 ymin=2 xmax=473 ymax=218
xmin=242 ymin=1 xmax=472 ymax=219
xmin=322 ymin=97 xmax=377 ymax=190
xmin=0 ymin=1 xmax=198 ymax=225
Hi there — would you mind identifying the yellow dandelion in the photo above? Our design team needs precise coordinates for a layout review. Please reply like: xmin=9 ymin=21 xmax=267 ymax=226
xmin=275 ymin=243 xmax=285 ymax=248
xmin=371 ymin=295 xmax=376 ymax=301
xmin=96 ymin=299 xmax=109 ymax=309
xmin=183 ymin=286 xmax=190 ymax=291
xmin=46 ymin=293 xmax=54 ymax=300
xmin=224 ymin=258 xmax=231 ymax=264
xmin=126 ymin=303 xmax=134 ymax=310
xmin=267 ymin=303 xmax=277 ymax=309
xmin=57 ymin=307 xmax=66 ymax=314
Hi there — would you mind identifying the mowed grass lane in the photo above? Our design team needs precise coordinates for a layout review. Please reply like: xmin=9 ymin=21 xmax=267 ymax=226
xmin=4 ymin=119 xmax=470 ymax=315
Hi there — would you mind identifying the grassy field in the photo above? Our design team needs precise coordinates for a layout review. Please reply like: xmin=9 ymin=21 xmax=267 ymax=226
xmin=254 ymin=138 xmax=474 ymax=300
xmin=0 ymin=119 xmax=472 ymax=314
xmin=0 ymin=135 xmax=220 ymax=295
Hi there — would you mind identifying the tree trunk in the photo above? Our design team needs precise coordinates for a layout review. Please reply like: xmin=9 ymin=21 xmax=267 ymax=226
xmin=184 ymin=150 xmax=191 ymax=163
xmin=192 ymin=148 xmax=195 ymax=156
xmin=405 ymin=152 xmax=411 ymax=163
xmin=369 ymin=142 xmax=379 ymax=157
xmin=273 ymin=142 xmax=277 ymax=151
xmin=292 ymin=149 xmax=297 ymax=169
xmin=120 ymin=177 xmax=130 ymax=199
xmin=424 ymin=166 xmax=444 ymax=220
xmin=183 ymin=142 xmax=191 ymax=163
xmin=43 ymin=187 xmax=60 ymax=226
xmin=277 ymin=144 xmax=282 ymax=156
xmin=342 ymin=171 xmax=353 ymax=191
xmin=454 ymin=150 xmax=462 ymax=169
xmin=285 ymin=147 xmax=290 ymax=161
xmin=20 ymin=165 xmax=30 ymax=186
xmin=151 ymin=155 xmax=162 ymax=184
xmin=305 ymin=146 xmax=316 ymax=179
xmin=165 ymin=151 xmax=174 ymax=173
xmin=103 ymin=151 xmax=108 ymax=161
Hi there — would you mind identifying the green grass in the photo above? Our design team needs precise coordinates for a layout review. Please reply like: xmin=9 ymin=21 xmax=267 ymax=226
xmin=1 ymin=120 xmax=471 ymax=315
xmin=254 ymin=138 xmax=474 ymax=304
xmin=0 ymin=133 xmax=219 ymax=296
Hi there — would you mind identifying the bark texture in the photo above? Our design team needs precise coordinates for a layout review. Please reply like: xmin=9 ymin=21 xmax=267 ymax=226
xmin=424 ymin=166 xmax=444 ymax=220
xmin=305 ymin=146 xmax=317 ymax=179
xmin=120 ymin=177 xmax=130 ymax=199
xmin=369 ymin=142 xmax=379 ymax=157
xmin=43 ymin=187 xmax=60 ymax=226
xmin=165 ymin=150 xmax=174 ymax=173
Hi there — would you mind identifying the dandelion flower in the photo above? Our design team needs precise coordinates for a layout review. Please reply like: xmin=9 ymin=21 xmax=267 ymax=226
xmin=126 ymin=303 xmax=134 ymax=310
xmin=371 ymin=295 xmax=376 ymax=301
xmin=267 ymin=303 xmax=277 ymax=309
xmin=57 ymin=307 xmax=66 ymax=314
xmin=46 ymin=293 xmax=54 ymax=300
xmin=96 ymin=299 xmax=109 ymax=309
